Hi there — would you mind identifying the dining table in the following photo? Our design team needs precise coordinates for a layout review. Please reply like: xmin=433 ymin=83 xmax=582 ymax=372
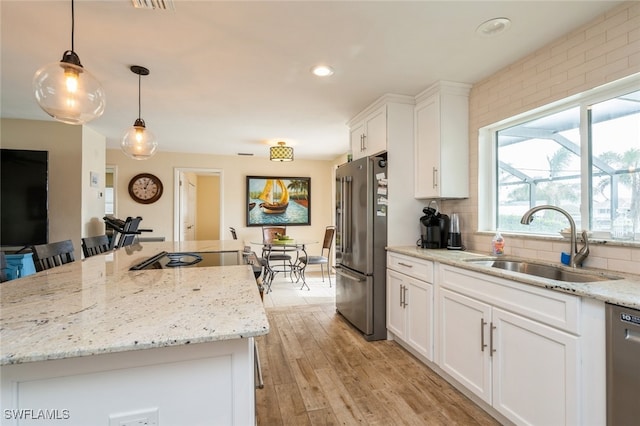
xmin=251 ymin=238 xmax=318 ymax=291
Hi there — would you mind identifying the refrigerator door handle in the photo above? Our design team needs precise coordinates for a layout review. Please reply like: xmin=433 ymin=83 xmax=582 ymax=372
xmin=343 ymin=176 xmax=353 ymax=253
xmin=335 ymin=266 xmax=366 ymax=282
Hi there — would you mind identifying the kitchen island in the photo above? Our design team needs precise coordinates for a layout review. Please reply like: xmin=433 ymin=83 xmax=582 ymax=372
xmin=1 ymin=240 xmax=269 ymax=426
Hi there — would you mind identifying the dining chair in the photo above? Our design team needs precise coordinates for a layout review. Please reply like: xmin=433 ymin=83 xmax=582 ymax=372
xmin=299 ymin=226 xmax=336 ymax=286
xmin=231 ymin=227 xmax=264 ymax=282
xmin=31 ymin=240 xmax=76 ymax=272
xmin=81 ymin=235 xmax=111 ymax=258
xmin=114 ymin=216 xmax=143 ymax=248
xmin=260 ymin=226 xmax=295 ymax=291
xmin=0 ymin=252 xmax=7 ymax=282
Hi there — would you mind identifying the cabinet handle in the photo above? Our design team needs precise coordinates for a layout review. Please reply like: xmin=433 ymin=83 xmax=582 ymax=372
xmin=432 ymin=167 xmax=438 ymax=189
xmin=397 ymin=262 xmax=413 ymax=268
xmin=399 ymin=285 xmax=404 ymax=307
xmin=403 ymin=286 xmax=408 ymax=307
xmin=489 ymin=322 xmax=497 ymax=357
xmin=480 ymin=319 xmax=487 ymax=352
xmin=361 ymin=134 xmax=367 ymax=151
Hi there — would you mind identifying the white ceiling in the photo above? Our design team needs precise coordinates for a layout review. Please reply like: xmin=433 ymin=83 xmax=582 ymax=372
xmin=1 ymin=0 xmax=623 ymax=160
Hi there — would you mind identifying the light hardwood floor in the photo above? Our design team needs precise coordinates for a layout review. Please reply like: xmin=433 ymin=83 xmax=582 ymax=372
xmin=255 ymin=271 xmax=501 ymax=425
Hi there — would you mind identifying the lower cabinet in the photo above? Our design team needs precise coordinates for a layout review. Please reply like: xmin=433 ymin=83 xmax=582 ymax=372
xmin=387 ymin=269 xmax=433 ymax=359
xmin=437 ymin=265 xmax=580 ymax=426
xmin=385 ymin=251 xmax=605 ymax=426
xmin=386 ymin=253 xmax=434 ymax=361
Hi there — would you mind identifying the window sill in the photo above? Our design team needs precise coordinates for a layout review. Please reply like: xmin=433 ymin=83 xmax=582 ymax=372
xmin=476 ymin=231 xmax=640 ymax=249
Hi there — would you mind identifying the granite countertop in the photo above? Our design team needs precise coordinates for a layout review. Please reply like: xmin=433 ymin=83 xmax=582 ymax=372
xmin=0 ymin=241 xmax=270 ymax=365
xmin=387 ymin=246 xmax=640 ymax=310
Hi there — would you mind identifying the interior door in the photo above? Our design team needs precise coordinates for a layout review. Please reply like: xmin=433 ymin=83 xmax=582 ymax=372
xmin=180 ymin=173 xmax=197 ymax=241
xmin=185 ymin=180 xmax=196 ymax=240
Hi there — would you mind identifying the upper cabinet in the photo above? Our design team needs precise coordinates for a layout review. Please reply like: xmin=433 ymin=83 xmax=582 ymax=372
xmin=348 ymin=95 xmax=414 ymax=161
xmin=414 ymin=81 xmax=471 ymax=199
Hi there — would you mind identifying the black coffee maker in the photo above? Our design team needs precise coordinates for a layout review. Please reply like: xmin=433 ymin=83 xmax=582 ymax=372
xmin=419 ymin=202 xmax=449 ymax=249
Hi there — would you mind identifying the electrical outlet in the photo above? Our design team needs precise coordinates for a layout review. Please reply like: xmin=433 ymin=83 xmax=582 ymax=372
xmin=109 ymin=408 xmax=159 ymax=426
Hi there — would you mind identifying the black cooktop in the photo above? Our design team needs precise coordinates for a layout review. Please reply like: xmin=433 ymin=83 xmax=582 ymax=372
xmin=129 ymin=251 xmax=242 ymax=270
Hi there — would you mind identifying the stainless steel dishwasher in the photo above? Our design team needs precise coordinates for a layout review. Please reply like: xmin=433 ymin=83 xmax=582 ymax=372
xmin=606 ymin=303 xmax=640 ymax=425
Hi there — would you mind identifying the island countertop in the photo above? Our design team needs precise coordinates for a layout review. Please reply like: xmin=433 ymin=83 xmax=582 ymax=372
xmin=0 ymin=240 xmax=270 ymax=365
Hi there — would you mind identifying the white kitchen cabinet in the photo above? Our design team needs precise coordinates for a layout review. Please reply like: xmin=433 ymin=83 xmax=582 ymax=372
xmin=348 ymin=95 xmax=414 ymax=161
xmin=350 ymin=104 xmax=386 ymax=160
xmin=414 ymin=81 xmax=471 ymax=199
xmin=386 ymin=252 xmax=434 ymax=360
xmin=437 ymin=264 xmax=579 ymax=426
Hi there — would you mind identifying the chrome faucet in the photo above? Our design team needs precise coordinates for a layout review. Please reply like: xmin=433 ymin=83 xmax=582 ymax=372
xmin=520 ymin=205 xmax=590 ymax=268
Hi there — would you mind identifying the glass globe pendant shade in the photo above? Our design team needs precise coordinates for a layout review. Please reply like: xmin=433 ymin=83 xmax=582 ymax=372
xmin=33 ymin=50 xmax=106 ymax=125
xmin=121 ymin=118 xmax=158 ymax=160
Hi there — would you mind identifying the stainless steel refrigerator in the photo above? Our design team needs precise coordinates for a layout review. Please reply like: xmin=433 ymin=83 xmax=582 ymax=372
xmin=335 ymin=155 xmax=387 ymax=341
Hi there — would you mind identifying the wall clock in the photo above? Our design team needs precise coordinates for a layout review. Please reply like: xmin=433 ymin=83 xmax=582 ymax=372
xmin=128 ymin=173 xmax=163 ymax=204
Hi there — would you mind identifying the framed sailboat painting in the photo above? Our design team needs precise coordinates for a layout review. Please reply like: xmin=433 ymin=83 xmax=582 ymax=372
xmin=246 ymin=176 xmax=311 ymax=226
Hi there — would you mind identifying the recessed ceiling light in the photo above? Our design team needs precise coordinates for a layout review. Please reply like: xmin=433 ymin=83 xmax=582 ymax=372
xmin=311 ymin=65 xmax=334 ymax=77
xmin=476 ymin=17 xmax=511 ymax=37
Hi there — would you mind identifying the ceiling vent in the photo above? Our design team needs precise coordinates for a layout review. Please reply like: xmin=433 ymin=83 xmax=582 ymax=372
xmin=131 ymin=0 xmax=175 ymax=11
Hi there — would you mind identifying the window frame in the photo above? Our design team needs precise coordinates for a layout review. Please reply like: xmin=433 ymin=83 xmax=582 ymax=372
xmin=478 ymin=74 xmax=640 ymax=242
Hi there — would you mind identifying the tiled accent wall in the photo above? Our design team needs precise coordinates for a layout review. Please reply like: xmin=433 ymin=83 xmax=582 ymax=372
xmin=442 ymin=1 xmax=640 ymax=275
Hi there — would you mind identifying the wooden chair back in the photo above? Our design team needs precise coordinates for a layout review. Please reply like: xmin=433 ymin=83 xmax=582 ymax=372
xmin=31 ymin=240 xmax=75 ymax=272
xmin=321 ymin=226 xmax=336 ymax=254
xmin=262 ymin=226 xmax=286 ymax=243
xmin=81 ymin=235 xmax=111 ymax=258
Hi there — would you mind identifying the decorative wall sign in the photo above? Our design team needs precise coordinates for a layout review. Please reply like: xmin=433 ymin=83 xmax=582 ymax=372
xmin=90 ymin=171 xmax=99 ymax=188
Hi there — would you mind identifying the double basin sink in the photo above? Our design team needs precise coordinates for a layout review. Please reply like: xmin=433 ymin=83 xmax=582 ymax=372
xmin=464 ymin=258 xmax=622 ymax=283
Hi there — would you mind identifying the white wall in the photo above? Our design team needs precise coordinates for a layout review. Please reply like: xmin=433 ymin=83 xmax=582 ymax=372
xmin=81 ymin=126 xmax=106 ymax=238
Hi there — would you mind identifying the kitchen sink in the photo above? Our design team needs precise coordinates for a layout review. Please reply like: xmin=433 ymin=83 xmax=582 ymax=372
xmin=464 ymin=258 xmax=622 ymax=283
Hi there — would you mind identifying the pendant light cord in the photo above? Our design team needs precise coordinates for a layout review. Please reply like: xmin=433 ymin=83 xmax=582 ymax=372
xmin=138 ymin=73 xmax=142 ymax=120
xmin=70 ymin=0 xmax=75 ymax=52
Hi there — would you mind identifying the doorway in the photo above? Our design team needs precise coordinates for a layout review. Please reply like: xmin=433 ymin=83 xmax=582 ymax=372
xmin=174 ymin=168 xmax=223 ymax=241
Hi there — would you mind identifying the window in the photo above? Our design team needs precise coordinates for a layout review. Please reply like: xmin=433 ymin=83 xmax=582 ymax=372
xmin=105 ymin=166 xmax=116 ymax=216
xmin=481 ymin=78 xmax=639 ymax=241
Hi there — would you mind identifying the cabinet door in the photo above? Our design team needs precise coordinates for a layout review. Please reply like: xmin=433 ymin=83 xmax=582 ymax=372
xmin=364 ymin=105 xmax=387 ymax=156
xmin=414 ymin=94 xmax=440 ymax=198
xmin=406 ymin=278 xmax=433 ymax=360
xmin=350 ymin=120 xmax=365 ymax=160
xmin=386 ymin=269 xmax=406 ymax=338
xmin=439 ymin=288 xmax=492 ymax=404
xmin=492 ymin=308 xmax=578 ymax=426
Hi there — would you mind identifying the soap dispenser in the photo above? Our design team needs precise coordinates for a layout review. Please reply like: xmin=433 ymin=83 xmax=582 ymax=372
xmin=491 ymin=230 xmax=505 ymax=255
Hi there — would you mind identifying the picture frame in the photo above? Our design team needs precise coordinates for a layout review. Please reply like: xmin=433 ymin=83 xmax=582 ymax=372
xmin=90 ymin=171 xmax=99 ymax=188
xmin=246 ymin=176 xmax=311 ymax=226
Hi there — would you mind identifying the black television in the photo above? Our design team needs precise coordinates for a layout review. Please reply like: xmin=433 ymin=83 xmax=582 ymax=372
xmin=1 ymin=149 xmax=49 ymax=249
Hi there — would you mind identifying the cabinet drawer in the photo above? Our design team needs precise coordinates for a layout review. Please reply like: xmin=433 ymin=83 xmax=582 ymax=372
xmin=387 ymin=252 xmax=433 ymax=283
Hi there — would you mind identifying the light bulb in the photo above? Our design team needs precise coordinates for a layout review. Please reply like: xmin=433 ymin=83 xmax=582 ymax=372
xmin=64 ymin=68 xmax=79 ymax=93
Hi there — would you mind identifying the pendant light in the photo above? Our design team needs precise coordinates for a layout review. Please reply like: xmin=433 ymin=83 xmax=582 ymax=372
xmin=270 ymin=141 xmax=294 ymax=162
xmin=32 ymin=0 xmax=105 ymax=125
xmin=121 ymin=65 xmax=158 ymax=160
